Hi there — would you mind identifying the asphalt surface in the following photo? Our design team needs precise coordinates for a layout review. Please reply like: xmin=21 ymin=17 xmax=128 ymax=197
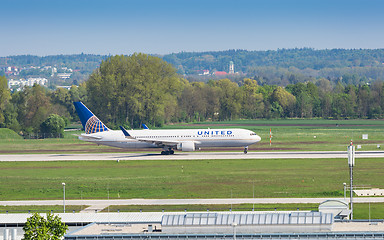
xmin=1 ymin=197 xmax=384 ymax=207
xmin=1 ymin=151 xmax=384 ymax=161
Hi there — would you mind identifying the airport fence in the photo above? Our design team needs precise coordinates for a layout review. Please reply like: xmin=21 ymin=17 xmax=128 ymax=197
xmin=0 ymin=133 xmax=64 ymax=139
xmin=21 ymin=133 xmax=64 ymax=139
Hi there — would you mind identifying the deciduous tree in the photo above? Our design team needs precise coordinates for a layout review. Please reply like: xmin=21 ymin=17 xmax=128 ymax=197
xmin=40 ymin=114 xmax=66 ymax=138
xmin=87 ymin=54 xmax=184 ymax=128
xmin=23 ymin=213 xmax=68 ymax=240
xmin=0 ymin=76 xmax=11 ymax=124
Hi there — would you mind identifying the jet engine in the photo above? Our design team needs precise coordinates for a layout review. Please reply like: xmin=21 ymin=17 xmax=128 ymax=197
xmin=177 ymin=142 xmax=195 ymax=151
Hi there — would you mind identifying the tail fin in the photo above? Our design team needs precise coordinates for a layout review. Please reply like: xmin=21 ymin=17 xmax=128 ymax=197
xmin=73 ymin=102 xmax=109 ymax=134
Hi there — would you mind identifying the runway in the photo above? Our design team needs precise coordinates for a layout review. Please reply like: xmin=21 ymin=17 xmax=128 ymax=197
xmin=2 ymin=197 xmax=384 ymax=207
xmin=0 ymin=151 xmax=384 ymax=161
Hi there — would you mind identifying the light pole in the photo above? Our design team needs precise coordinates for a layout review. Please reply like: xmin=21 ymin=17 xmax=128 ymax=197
xmin=343 ymin=182 xmax=346 ymax=200
xmin=348 ymin=143 xmax=355 ymax=219
xmin=62 ymin=182 xmax=66 ymax=213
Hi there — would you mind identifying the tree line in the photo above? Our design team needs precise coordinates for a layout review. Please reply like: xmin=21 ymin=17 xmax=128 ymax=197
xmin=1 ymin=54 xmax=384 ymax=137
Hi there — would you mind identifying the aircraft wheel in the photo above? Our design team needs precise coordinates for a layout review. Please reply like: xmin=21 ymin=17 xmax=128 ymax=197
xmin=244 ymin=147 xmax=248 ymax=154
xmin=170 ymin=150 xmax=175 ymax=155
xmin=161 ymin=151 xmax=165 ymax=155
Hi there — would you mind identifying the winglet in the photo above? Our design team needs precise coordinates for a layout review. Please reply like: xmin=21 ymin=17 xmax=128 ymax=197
xmin=120 ymin=126 xmax=134 ymax=139
xmin=142 ymin=124 xmax=149 ymax=129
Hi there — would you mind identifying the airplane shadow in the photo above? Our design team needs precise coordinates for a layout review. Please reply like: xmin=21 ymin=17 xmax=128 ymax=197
xmin=112 ymin=153 xmax=163 ymax=158
xmin=113 ymin=151 xmax=250 ymax=159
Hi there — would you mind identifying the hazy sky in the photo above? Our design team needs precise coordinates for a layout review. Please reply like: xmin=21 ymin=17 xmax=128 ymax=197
xmin=1 ymin=0 xmax=383 ymax=56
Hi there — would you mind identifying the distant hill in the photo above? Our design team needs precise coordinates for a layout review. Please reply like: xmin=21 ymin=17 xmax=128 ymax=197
xmin=163 ymin=48 xmax=384 ymax=85
xmin=162 ymin=48 xmax=384 ymax=72
xmin=1 ymin=53 xmax=106 ymax=68
xmin=2 ymin=49 xmax=384 ymax=86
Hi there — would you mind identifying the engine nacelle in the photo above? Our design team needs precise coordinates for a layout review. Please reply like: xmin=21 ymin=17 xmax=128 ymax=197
xmin=177 ymin=141 xmax=195 ymax=151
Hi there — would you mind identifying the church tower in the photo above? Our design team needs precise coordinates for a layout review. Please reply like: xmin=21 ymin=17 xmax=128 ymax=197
xmin=229 ymin=61 xmax=234 ymax=74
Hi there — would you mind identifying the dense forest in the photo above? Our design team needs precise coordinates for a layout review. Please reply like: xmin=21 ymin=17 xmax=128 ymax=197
xmin=2 ymin=48 xmax=384 ymax=87
xmin=1 ymin=54 xmax=384 ymax=138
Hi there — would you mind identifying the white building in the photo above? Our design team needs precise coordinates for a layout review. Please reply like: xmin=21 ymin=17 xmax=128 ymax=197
xmin=57 ymin=73 xmax=72 ymax=79
xmin=25 ymin=77 xmax=48 ymax=86
xmin=8 ymin=79 xmax=21 ymax=88
xmin=8 ymin=77 xmax=48 ymax=90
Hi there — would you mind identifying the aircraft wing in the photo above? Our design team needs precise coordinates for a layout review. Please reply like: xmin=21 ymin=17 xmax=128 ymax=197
xmin=119 ymin=126 xmax=179 ymax=148
xmin=136 ymin=138 xmax=179 ymax=148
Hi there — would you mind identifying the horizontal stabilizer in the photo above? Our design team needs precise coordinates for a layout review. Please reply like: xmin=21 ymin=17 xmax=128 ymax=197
xmin=78 ymin=134 xmax=103 ymax=140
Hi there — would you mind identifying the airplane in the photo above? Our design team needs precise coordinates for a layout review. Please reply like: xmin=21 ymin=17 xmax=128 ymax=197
xmin=74 ymin=101 xmax=261 ymax=154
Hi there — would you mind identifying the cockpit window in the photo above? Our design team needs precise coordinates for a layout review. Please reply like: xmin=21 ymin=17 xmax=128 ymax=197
xmin=250 ymin=133 xmax=257 ymax=136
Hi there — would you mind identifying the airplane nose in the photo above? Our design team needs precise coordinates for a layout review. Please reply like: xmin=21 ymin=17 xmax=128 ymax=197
xmin=255 ymin=135 xmax=261 ymax=142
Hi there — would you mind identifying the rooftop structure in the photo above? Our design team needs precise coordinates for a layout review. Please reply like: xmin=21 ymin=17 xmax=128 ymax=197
xmin=213 ymin=71 xmax=227 ymax=76
xmin=318 ymin=200 xmax=350 ymax=220
xmin=354 ymin=188 xmax=384 ymax=196
xmin=161 ymin=212 xmax=333 ymax=234
xmin=1 ymin=211 xmax=384 ymax=240
xmin=64 ymin=212 xmax=334 ymax=239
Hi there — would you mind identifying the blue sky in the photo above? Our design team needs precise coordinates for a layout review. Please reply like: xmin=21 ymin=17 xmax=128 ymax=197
xmin=1 ymin=0 xmax=383 ymax=56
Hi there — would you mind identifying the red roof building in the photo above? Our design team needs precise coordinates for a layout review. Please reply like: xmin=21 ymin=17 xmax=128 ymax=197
xmin=213 ymin=71 xmax=227 ymax=76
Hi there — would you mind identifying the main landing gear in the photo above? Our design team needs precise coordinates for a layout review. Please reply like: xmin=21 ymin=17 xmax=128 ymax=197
xmin=244 ymin=146 xmax=248 ymax=154
xmin=161 ymin=148 xmax=175 ymax=155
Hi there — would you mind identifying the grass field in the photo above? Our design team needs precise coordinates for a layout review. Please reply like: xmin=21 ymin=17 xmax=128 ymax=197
xmin=104 ymin=203 xmax=319 ymax=213
xmin=1 ymin=119 xmax=384 ymax=153
xmin=0 ymin=158 xmax=383 ymax=201
xmin=0 ymin=205 xmax=87 ymax=214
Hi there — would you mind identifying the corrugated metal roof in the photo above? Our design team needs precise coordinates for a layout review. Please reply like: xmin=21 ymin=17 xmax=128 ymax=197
xmin=161 ymin=212 xmax=333 ymax=226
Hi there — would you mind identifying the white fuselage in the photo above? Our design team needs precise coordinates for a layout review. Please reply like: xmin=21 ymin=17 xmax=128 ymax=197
xmin=79 ymin=128 xmax=261 ymax=149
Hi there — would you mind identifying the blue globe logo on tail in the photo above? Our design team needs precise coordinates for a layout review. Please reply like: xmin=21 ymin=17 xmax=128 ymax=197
xmin=74 ymin=102 xmax=109 ymax=134
xmin=85 ymin=115 xmax=108 ymax=134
